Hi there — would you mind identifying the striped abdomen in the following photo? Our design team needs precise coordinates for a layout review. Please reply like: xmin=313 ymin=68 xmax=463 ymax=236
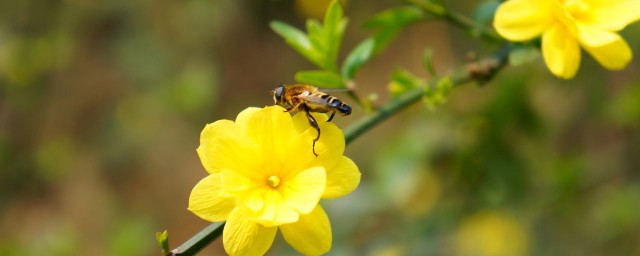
xmin=321 ymin=94 xmax=351 ymax=115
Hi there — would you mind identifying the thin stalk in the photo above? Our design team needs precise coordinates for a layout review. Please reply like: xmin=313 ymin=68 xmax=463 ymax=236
xmin=168 ymin=222 xmax=225 ymax=256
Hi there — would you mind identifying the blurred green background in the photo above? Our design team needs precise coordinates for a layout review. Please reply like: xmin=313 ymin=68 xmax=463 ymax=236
xmin=2 ymin=0 xmax=640 ymax=255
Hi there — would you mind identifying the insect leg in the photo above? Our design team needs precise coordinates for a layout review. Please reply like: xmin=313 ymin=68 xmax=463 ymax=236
xmin=285 ymin=101 xmax=303 ymax=112
xmin=304 ymin=110 xmax=320 ymax=157
xmin=327 ymin=111 xmax=336 ymax=122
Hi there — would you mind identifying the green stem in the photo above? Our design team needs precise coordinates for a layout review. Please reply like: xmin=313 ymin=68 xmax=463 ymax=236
xmin=167 ymin=222 xmax=224 ymax=256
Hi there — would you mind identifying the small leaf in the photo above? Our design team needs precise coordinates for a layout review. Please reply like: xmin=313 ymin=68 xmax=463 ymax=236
xmin=509 ymin=47 xmax=540 ymax=66
xmin=322 ymin=0 xmax=347 ymax=72
xmin=324 ymin=0 xmax=344 ymax=35
xmin=270 ymin=21 xmax=323 ymax=67
xmin=423 ymin=76 xmax=452 ymax=110
xmin=295 ymin=70 xmax=344 ymax=88
xmin=389 ymin=68 xmax=424 ymax=97
xmin=306 ymin=19 xmax=326 ymax=53
xmin=342 ymin=38 xmax=375 ymax=79
xmin=436 ymin=76 xmax=452 ymax=92
xmin=156 ymin=230 xmax=170 ymax=255
xmin=422 ymin=48 xmax=437 ymax=76
xmin=270 ymin=21 xmax=312 ymax=52
xmin=388 ymin=81 xmax=408 ymax=98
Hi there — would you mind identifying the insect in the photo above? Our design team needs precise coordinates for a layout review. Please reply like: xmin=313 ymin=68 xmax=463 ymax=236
xmin=272 ymin=84 xmax=352 ymax=156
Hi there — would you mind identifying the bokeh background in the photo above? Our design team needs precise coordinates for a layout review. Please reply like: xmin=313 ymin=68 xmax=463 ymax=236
xmin=2 ymin=0 xmax=640 ymax=255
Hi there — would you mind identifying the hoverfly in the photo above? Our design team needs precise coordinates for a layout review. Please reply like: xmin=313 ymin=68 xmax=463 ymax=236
xmin=272 ymin=84 xmax=352 ymax=156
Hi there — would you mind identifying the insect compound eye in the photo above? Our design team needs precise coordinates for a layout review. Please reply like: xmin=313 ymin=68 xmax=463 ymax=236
xmin=273 ymin=85 xmax=285 ymax=103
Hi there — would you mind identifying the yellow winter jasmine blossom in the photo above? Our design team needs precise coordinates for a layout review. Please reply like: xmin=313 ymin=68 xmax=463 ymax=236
xmin=188 ymin=106 xmax=361 ymax=255
xmin=494 ymin=0 xmax=640 ymax=79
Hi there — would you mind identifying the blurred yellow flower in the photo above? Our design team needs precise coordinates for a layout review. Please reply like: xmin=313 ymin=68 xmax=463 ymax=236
xmin=494 ymin=0 xmax=640 ymax=79
xmin=188 ymin=106 xmax=361 ymax=255
xmin=455 ymin=211 xmax=529 ymax=256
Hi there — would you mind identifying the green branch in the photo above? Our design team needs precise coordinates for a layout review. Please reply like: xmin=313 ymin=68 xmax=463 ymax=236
xmin=166 ymin=222 xmax=224 ymax=256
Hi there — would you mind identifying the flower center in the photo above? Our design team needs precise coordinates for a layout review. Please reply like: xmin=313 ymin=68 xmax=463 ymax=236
xmin=267 ymin=175 xmax=281 ymax=188
xmin=563 ymin=0 xmax=589 ymax=17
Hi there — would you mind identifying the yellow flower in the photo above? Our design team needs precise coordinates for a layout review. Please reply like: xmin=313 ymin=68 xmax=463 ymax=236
xmin=494 ymin=0 xmax=640 ymax=79
xmin=188 ymin=106 xmax=361 ymax=255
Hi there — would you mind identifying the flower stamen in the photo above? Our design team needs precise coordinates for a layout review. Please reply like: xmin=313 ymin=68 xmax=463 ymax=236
xmin=267 ymin=175 xmax=281 ymax=188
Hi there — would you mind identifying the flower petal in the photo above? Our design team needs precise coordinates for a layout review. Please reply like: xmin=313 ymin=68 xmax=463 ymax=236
xmin=238 ymin=106 xmax=297 ymax=159
xmin=221 ymin=168 xmax=259 ymax=196
xmin=187 ymin=173 xmax=236 ymax=222
xmin=196 ymin=120 xmax=240 ymax=174
xmin=322 ymin=156 xmax=361 ymax=199
xmin=576 ymin=22 xmax=621 ymax=47
xmin=585 ymin=0 xmax=640 ymax=31
xmin=234 ymin=107 xmax=262 ymax=128
xmin=292 ymin=111 xmax=345 ymax=163
xmin=248 ymin=189 xmax=300 ymax=227
xmin=493 ymin=0 xmax=554 ymax=41
xmin=542 ymin=25 xmax=581 ymax=79
xmin=242 ymin=186 xmax=269 ymax=212
xmin=223 ymin=207 xmax=278 ymax=256
xmin=280 ymin=205 xmax=332 ymax=256
xmin=583 ymin=35 xmax=632 ymax=70
xmin=282 ymin=166 xmax=326 ymax=214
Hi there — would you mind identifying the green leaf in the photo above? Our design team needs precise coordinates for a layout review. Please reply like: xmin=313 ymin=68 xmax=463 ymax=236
xmin=270 ymin=21 xmax=323 ymax=67
xmin=270 ymin=0 xmax=348 ymax=72
xmin=436 ymin=76 xmax=452 ymax=92
xmin=422 ymin=48 xmax=436 ymax=76
xmin=322 ymin=0 xmax=347 ymax=72
xmin=306 ymin=19 xmax=326 ymax=54
xmin=295 ymin=70 xmax=344 ymax=88
xmin=389 ymin=68 xmax=424 ymax=97
xmin=342 ymin=38 xmax=375 ymax=79
xmin=270 ymin=21 xmax=311 ymax=52
xmin=156 ymin=230 xmax=170 ymax=255
xmin=423 ymin=76 xmax=452 ymax=110
xmin=324 ymin=0 xmax=344 ymax=36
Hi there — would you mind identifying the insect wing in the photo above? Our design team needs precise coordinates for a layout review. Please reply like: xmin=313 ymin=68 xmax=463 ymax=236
xmin=298 ymin=93 xmax=328 ymax=106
